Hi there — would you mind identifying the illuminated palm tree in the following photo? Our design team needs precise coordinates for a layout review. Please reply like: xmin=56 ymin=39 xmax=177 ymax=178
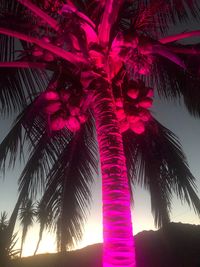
xmin=0 ymin=1 xmax=200 ymax=266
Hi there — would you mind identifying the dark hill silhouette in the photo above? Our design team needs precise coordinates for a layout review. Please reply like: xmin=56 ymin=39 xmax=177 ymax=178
xmin=9 ymin=222 xmax=200 ymax=267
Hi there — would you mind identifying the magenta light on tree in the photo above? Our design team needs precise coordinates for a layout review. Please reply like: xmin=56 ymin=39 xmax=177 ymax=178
xmin=1 ymin=0 xmax=200 ymax=267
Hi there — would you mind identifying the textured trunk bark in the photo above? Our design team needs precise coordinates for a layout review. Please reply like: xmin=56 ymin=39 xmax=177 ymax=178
xmin=92 ymin=78 xmax=136 ymax=267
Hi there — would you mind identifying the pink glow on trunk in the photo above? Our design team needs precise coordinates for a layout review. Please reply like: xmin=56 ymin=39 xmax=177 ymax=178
xmin=93 ymin=85 xmax=136 ymax=267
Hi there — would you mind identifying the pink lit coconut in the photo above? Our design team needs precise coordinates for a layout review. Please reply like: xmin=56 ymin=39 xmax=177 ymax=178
xmin=116 ymin=108 xmax=126 ymax=121
xmin=137 ymin=97 xmax=153 ymax=108
xmin=65 ymin=116 xmax=80 ymax=132
xmin=127 ymin=88 xmax=139 ymax=99
xmin=44 ymin=101 xmax=61 ymax=115
xmin=119 ymin=119 xmax=129 ymax=133
xmin=130 ymin=120 xmax=145 ymax=134
xmin=50 ymin=117 xmax=65 ymax=131
xmin=68 ymin=105 xmax=80 ymax=116
xmin=127 ymin=114 xmax=140 ymax=123
xmin=115 ymin=98 xmax=123 ymax=108
xmin=44 ymin=91 xmax=59 ymax=101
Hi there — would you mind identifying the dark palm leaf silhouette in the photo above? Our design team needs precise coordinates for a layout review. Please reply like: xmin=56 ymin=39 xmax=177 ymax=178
xmin=0 ymin=212 xmax=19 ymax=265
xmin=34 ymin=200 xmax=52 ymax=255
xmin=19 ymin=199 xmax=36 ymax=257
xmin=0 ymin=1 xmax=200 ymax=266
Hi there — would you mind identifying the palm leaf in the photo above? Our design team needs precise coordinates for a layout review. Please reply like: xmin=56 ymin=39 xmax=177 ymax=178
xmin=151 ymin=53 xmax=200 ymax=116
xmin=40 ymin=118 xmax=98 ymax=249
xmin=123 ymin=118 xmax=200 ymax=227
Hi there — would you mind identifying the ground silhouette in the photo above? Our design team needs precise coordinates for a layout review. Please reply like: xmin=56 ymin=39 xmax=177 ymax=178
xmin=9 ymin=222 xmax=200 ymax=267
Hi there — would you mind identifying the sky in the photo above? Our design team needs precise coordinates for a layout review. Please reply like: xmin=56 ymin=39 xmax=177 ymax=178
xmin=0 ymin=16 xmax=200 ymax=258
xmin=0 ymin=91 xmax=200 ymax=257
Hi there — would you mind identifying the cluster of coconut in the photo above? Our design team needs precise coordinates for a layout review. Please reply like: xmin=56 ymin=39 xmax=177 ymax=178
xmin=115 ymin=80 xmax=153 ymax=134
xmin=42 ymin=89 xmax=88 ymax=132
xmin=43 ymin=0 xmax=63 ymax=12
xmin=32 ymin=36 xmax=59 ymax=62
xmin=114 ymin=34 xmax=154 ymax=76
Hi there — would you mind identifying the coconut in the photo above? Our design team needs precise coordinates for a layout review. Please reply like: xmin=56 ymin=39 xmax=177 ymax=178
xmin=130 ymin=120 xmax=145 ymax=134
xmin=44 ymin=101 xmax=61 ymax=114
xmin=59 ymin=89 xmax=70 ymax=102
xmin=65 ymin=116 xmax=80 ymax=132
xmin=127 ymin=114 xmax=140 ymax=123
xmin=119 ymin=119 xmax=129 ymax=133
xmin=139 ymin=110 xmax=151 ymax=122
xmin=146 ymin=88 xmax=154 ymax=98
xmin=138 ymin=97 xmax=153 ymax=108
xmin=127 ymin=89 xmax=139 ymax=99
xmin=69 ymin=105 xmax=80 ymax=116
xmin=116 ymin=108 xmax=126 ymax=120
xmin=44 ymin=91 xmax=59 ymax=101
xmin=50 ymin=117 xmax=65 ymax=131
xmin=115 ymin=98 xmax=123 ymax=108
xmin=138 ymin=64 xmax=151 ymax=75
xmin=44 ymin=52 xmax=55 ymax=62
xmin=78 ymin=114 xmax=87 ymax=124
xmin=33 ymin=48 xmax=43 ymax=57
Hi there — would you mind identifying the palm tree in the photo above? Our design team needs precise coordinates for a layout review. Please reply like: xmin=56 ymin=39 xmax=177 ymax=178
xmin=0 ymin=1 xmax=200 ymax=266
xmin=0 ymin=212 xmax=19 ymax=265
xmin=34 ymin=200 xmax=52 ymax=255
xmin=19 ymin=199 xmax=35 ymax=257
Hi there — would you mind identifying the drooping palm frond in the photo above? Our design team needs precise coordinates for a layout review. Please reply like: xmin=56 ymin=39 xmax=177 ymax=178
xmin=19 ymin=198 xmax=36 ymax=256
xmin=137 ymin=0 xmax=200 ymax=33
xmin=34 ymin=199 xmax=53 ymax=255
xmin=39 ymin=118 xmax=98 ymax=250
xmin=151 ymin=52 xmax=200 ymax=116
xmin=123 ymin=118 xmax=200 ymax=227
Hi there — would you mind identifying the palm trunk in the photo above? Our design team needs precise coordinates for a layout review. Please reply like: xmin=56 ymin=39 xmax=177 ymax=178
xmin=92 ymin=78 xmax=136 ymax=267
xmin=34 ymin=225 xmax=44 ymax=255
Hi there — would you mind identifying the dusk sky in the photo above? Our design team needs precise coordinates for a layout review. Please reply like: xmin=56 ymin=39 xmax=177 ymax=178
xmin=0 ymin=93 xmax=200 ymax=256
xmin=0 ymin=17 xmax=200 ymax=257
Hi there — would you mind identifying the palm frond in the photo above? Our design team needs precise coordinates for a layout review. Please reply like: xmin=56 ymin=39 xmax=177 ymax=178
xmin=40 ymin=118 xmax=98 ymax=250
xmin=123 ymin=118 xmax=200 ymax=227
xmin=151 ymin=53 xmax=200 ymax=116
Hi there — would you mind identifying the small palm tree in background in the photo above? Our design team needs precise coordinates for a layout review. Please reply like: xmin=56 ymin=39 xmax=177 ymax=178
xmin=0 ymin=212 xmax=19 ymax=266
xmin=34 ymin=200 xmax=52 ymax=255
xmin=19 ymin=199 xmax=35 ymax=257
xmin=0 ymin=1 xmax=200 ymax=267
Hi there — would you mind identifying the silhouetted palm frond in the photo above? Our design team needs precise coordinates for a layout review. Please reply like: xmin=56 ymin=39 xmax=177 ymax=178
xmin=39 ymin=118 xmax=98 ymax=250
xmin=123 ymin=118 xmax=200 ymax=227
xmin=19 ymin=198 xmax=36 ymax=256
